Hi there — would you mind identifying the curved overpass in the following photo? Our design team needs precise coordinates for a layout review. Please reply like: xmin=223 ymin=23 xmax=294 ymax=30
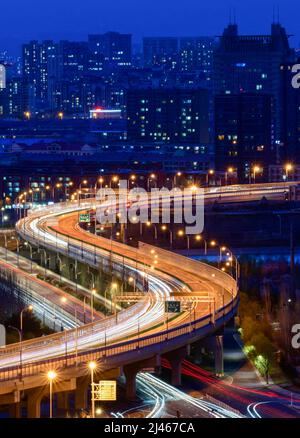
xmin=0 ymin=195 xmax=238 ymax=389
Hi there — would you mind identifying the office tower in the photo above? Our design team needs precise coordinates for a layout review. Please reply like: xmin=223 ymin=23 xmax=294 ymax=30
xmin=215 ymin=93 xmax=275 ymax=181
xmin=88 ymin=32 xmax=132 ymax=67
xmin=0 ymin=77 xmax=28 ymax=118
xmin=214 ymin=22 xmax=294 ymax=143
xmin=126 ymin=88 xmax=209 ymax=144
xmin=179 ymin=37 xmax=215 ymax=81
xmin=143 ymin=37 xmax=179 ymax=66
xmin=0 ymin=64 xmax=5 ymax=89
xmin=22 ymin=40 xmax=56 ymax=110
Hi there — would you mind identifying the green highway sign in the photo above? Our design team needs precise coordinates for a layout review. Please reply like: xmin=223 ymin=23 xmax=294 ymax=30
xmin=165 ymin=301 xmax=181 ymax=313
xmin=79 ymin=213 xmax=90 ymax=223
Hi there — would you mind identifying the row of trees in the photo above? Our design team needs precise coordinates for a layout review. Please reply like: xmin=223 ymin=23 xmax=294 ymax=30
xmin=239 ymin=292 xmax=275 ymax=383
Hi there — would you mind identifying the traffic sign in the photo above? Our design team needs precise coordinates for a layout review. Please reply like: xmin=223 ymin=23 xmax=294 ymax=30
xmin=165 ymin=301 xmax=181 ymax=313
xmin=93 ymin=380 xmax=117 ymax=401
xmin=79 ymin=213 xmax=90 ymax=223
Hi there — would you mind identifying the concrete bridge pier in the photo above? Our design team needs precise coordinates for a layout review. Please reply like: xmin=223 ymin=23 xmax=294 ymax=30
xmin=123 ymin=356 xmax=160 ymax=401
xmin=75 ymin=376 xmax=90 ymax=411
xmin=56 ymin=391 xmax=69 ymax=416
xmin=214 ymin=335 xmax=224 ymax=377
xmin=164 ymin=346 xmax=189 ymax=387
xmin=26 ymin=386 xmax=48 ymax=418
xmin=9 ymin=401 xmax=21 ymax=418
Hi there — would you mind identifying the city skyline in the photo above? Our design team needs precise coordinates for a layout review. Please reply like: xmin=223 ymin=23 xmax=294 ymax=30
xmin=1 ymin=0 xmax=300 ymax=55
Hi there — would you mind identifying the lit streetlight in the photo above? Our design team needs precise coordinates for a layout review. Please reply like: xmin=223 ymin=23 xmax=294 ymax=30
xmin=47 ymin=370 xmax=57 ymax=418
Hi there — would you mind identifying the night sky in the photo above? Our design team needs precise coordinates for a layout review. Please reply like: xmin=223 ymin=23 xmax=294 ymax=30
xmin=2 ymin=0 xmax=300 ymax=54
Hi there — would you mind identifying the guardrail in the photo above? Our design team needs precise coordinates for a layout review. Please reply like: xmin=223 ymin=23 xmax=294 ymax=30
xmin=0 ymin=295 xmax=238 ymax=383
xmin=1 ymin=200 xmax=239 ymax=384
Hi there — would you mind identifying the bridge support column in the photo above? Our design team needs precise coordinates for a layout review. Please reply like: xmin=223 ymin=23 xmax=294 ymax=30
xmin=9 ymin=402 xmax=21 ymax=418
xmin=214 ymin=335 xmax=224 ymax=377
xmin=123 ymin=364 xmax=138 ymax=401
xmin=57 ymin=391 xmax=69 ymax=415
xmin=75 ymin=376 xmax=89 ymax=411
xmin=164 ymin=346 xmax=188 ymax=387
xmin=123 ymin=357 xmax=160 ymax=401
xmin=26 ymin=386 xmax=47 ymax=418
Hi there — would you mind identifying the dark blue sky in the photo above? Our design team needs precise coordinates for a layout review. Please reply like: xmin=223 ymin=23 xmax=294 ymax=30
xmin=2 ymin=0 xmax=299 ymax=55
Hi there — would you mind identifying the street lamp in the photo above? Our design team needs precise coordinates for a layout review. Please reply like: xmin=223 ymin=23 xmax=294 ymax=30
xmin=177 ymin=229 xmax=190 ymax=252
xmin=206 ymin=169 xmax=214 ymax=185
xmin=161 ymin=225 xmax=173 ymax=248
xmin=146 ymin=221 xmax=158 ymax=240
xmin=47 ymin=370 xmax=57 ymax=418
xmin=20 ymin=305 xmax=33 ymax=340
xmin=225 ymin=167 xmax=234 ymax=186
xmin=147 ymin=173 xmax=157 ymax=190
xmin=195 ymin=234 xmax=207 ymax=255
xmin=285 ymin=163 xmax=293 ymax=181
xmin=88 ymin=361 xmax=97 ymax=418
xmin=252 ymin=165 xmax=261 ymax=184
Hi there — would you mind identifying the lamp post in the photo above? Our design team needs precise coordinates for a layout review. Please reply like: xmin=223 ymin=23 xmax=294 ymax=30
xmin=285 ymin=163 xmax=293 ymax=181
xmin=225 ymin=167 xmax=234 ymax=186
xmin=177 ymin=230 xmax=190 ymax=252
xmin=195 ymin=234 xmax=207 ymax=255
xmin=88 ymin=361 xmax=97 ymax=418
xmin=8 ymin=326 xmax=22 ymax=381
xmin=146 ymin=221 xmax=157 ymax=240
xmin=252 ymin=166 xmax=261 ymax=184
xmin=20 ymin=305 xmax=33 ymax=341
xmin=161 ymin=225 xmax=173 ymax=248
xmin=47 ymin=370 xmax=57 ymax=418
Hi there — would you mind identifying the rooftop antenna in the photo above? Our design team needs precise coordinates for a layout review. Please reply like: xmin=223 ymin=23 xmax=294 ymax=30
xmin=233 ymin=7 xmax=237 ymax=24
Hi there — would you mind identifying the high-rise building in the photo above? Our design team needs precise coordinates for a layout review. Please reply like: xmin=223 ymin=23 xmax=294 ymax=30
xmin=215 ymin=93 xmax=275 ymax=181
xmin=279 ymin=62 xmax=300 ymax=163
xmin=214 ymin=22 xmax=294 ymax=144
xmin=88 ymin=32 xmax=132 ymax=67
xmin=22 ymin=40 xmax=56 ymax=110
xmin=143 ymin=37 xmax=179 ymax=67
xmin=0 ymin=77 xmax=28 ymax=118
xmin=0 ymin=64 xmax=6 ymax=89
xmin=126 ymin=88 xmax=209 ymax=144
xmin=179 ymin=37 xmax=215 ymax=81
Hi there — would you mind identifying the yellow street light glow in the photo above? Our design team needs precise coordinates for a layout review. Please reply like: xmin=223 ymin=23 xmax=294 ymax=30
xmin=82 ymin=180 xmax=88 ymax=184
xmin=150 ymin=249 xmax=156 ymax=254
xmin=150 ymin=173 xmax=156 ymax=179
xmin=161 ymin=225 xmax=167 ymax=231
xmin=227 ymin=167 xmax=234 ymax=173
xmin=96 ymin=408 xmax=102 ymax=415
xmin=91 ymin=288 xmax=97 ymax=295
xmin=47 ymin=371 xmax=57 ymax=381
xmin=146 ymin=221 xmax=151 ymax=226
xmin=112 ymin=176 xmax=118 ymax=182
xmin=209 ymin=169 xmax=214 ymax=175
xmin=128 ymin=277 xmax=134 ymax=283
xmin=210 ymin=240 xmax=216 ymax=247
xmin=61 ymin=297 xmax=67 ymax=303
xmin=195 ymin=235 xmax=202 ymax=241
xmin=88 ymin=361 xmax=97 ymax=371
xmin=130 ymin=175 xmax=136 ymax=180
xmin=190 ymin=185 xmax=198 ymax=192
xmin=221 ymin=246 xmax=226 ymax=251
xmin=111 ymin=283 xmax=118 ymax=288
xmin=253 ymin=165 xmax=260 ymax=173
xmin=28 ymin=305 xmax=33 ymax=311
xmin=285 ymin=163 xmax=293 ymax=171
xmin=178 ymin=230 xmax=185 ymax=237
